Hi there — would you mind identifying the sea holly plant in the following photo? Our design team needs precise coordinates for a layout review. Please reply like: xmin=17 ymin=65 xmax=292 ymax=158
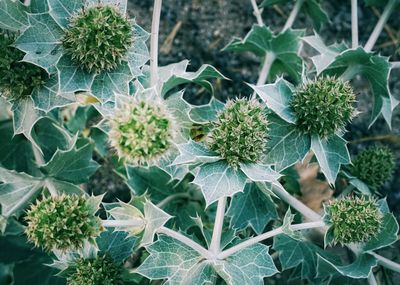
xmin=0 ymin=0 xmax=400 ymax=284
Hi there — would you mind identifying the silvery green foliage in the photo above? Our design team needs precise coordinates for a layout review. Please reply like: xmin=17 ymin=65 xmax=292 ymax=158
xmin=0 ymin=0 xmax=399 ymax=284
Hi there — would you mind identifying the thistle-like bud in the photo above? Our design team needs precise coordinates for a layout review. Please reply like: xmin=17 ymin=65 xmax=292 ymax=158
xmin=351 ymin=146 xmax=395 ymax=191
xmin=25 ymin=195 xmax=103 ymax=251
xmin=291 ymin=76 xmax=356 ymax=138
xmin=0 ymin=31 xmax=48 ymax=100
xmin=324 ymin=196 xmax=382 ymax=245
xmin=62 ymin=5 xmax=133 ymax=73
xmin=209 ymin=98 xmax=268 ymax=166
xmin=67 ymin=255 xmax=124 ymax=285
xmin=109 ymin=98 xmax=176 ymax=165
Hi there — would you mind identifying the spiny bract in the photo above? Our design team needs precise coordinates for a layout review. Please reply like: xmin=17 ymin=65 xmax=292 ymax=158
xmin=67 ymin=255 xmax=124 ymax=285
xmin=25 ymin=195 xmax=102 ymax=251
xmin=0 ymin=31 xmax=48 ymax=100
xmin=209 ymin=98 xmax=268 ymax=167
xmin=62 ymin=5 xmax=133 ymax=73
xmin=324 ymin=196 xmax=382 ymax=245
xmin=351 ymin=146 xmax=395 ymax=191
xmin=291 ymin=76 xmax=356 ymax=138
xmin=109 ymin=98 xmax=176 ymax=165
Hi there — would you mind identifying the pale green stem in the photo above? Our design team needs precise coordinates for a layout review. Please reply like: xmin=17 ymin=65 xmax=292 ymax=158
xmin=351 ymin=0 xmax=359 ymax=48
xmin=365 ymin=0 xmax=397 ymax=52
xmin=283 ymin=0 xmax=305 ymax=31
xmin=217 ymin=221 xmax=325 ymax=259
xmin=368 ymin=272 xmax=378 ymax=285
xmin=369 ymin=252 xmax=400 ymax=274
xmin=150 ymin=0 xmax=163 ymax=88
xmin=392 ymin=61 xmax=400 ymax=69
xmin=209 ymin=197 xmax=227 ymax=256
xmin=102 ymin=219 xmax=144 ymax=228
xmin=250 ymin=0 xmax=264 ymax=26
xmin=158 ymin=226 xmax=214 ymax=260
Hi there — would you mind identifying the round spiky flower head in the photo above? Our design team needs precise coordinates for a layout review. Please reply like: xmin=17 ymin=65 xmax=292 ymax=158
xmin=109 ymin=98 xmax=177 ymax=165
xmin=291 ymin=76 xmax=356 ymax=138
xmin=209 ymin=98 xmax=269 ymax=167
xmin=62 ymin=5 xmax=133 ymax=73
xmin=25 ymin=195 xmax=103 ymax=251
xmin=351 ymin=146 xmax=395 ymax=191
xmin=0 ymin=31 xmax=48 ymax=100
xmin=67 ymin=255 xmax=124 ymax=285
xmin=324 ymin=196 xmax=382 ymax=245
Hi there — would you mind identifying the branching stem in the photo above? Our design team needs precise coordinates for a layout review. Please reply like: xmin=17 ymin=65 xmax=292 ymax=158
xmin=250 ymin=0 xmax=264 ymax=26
xmin=150 ymin=0 xmax=163 ymax=88
xmin=351 ymin=0 xmax=359 ymax=48
xmin=369 ymin=252 xmax=400 ymax=273
xmin=209 ymin=197 xmax=227 ymax=256
xmin=283 ymin=0 xmax=305 ymax=32
xmin=365 ymin=0 xmax=397 ymax=52
xmin=217 ymin=221 xmax=325 ymax=259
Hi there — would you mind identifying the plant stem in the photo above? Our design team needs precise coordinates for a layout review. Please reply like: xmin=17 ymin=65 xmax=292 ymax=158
xmin=269 ymin=183 xmax=322 ymax=221
xmin=367 ymin=272 xmax=378 ymax=285
xmin=217 ymin=221 xmax=325 ymax=259
xmin=102 ymin=219 xmax=144 ymax=228
xmin=365 ymin=0 xmax=397 ymax=52
xmin=32 ymin=144 xmax=58 ymax=196
xmin=351 ymin=0 xmax=359 ymax=48
xmin=157 ymin=226 xmax=214 ymax=260
xmin=369 ymin=252 xmax=400 ymax=273
xmin=250 ymin=0 xmax=264 ymax=26
xmin=150 ymin=0 xmax=163 ymax=88
xmin=156 ymin=192 xmax=190 ymax=208
xmin=209 ymin=197 xmax=227 ymax=256
xmin=283 ymin=0 xmax=305 ymax=31
xmin=392 ymin=61 xmax=400 ymax=69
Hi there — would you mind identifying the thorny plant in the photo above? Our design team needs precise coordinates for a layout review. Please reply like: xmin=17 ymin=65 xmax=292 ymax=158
xmin=0 ymin=0 xmax=400 ymax=284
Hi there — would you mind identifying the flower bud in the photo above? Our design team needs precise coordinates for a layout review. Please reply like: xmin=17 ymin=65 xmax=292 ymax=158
xmin=291 ymin=76 xmax=356 ymax=138
xmin=324 ymin=196 xmax=382 ymax=245
xmin=62 ymin=5 xmax=133 ymax=73
xmin=109 ymin=98 xmax=176 ymax=165
xmin=25 ymin=195 xmax=103 ymax=251
xmin=351 ymin=146 xmax=395 ymax=191
xmin=209 ymin=98 xmax=268 ymax=166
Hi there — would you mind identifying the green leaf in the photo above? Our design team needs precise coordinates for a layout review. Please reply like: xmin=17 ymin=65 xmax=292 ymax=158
xmin=56 ymin=55 xmax=95 ymax=93
xmin=141 ymin=201 xmax=172 ymax=246
xmin=30 ymin=0 xmax=49 ymax=13
xmin=11 ymin=97 xmax=44 ymax=150
xmin=265 ymin=115 xmax=310 ymax=171
xmin=48 ymin=0 xmax=84 ymax=29
xmin=91 ymin=61 xmax=132 ymax=103
xmin=174 ymin=141 xmax=221 ymax=165
xmin=136 ymin=235 xmax=212 ymax=285
xmin=15 ymin=13 xmax=63 ymax=72
xmin=192 ymin=160 xmax=247 ymax=207
xmin=96 ymin=229 xmax=138 ymax=263
xmin=127 ymin=24 xmax=150 ymax=77
xmin=0 ymin=168 xmax=43 ymax=218
xmin=31 ymin=75 xmax=75 ymax=112
xmin=363 ymin=213 xmax=399 ymax=252
xmin=322 ymin=48 xmax=399 ymax=128
xmin=159 ymin=60 xmax=228 ymax=97
xmin=317 ymin=254 xmax=377 ymax=279
xmin=0 ymin=120 xmax=36 ymax=175
xmin=189 ymin=97 xmax=225 ymax=123
xmin=239 ymin=163 xmax=281 ymax=182
xmin=261 ymin=0 xmax=286 ymax=6
xmin=0 ymin=0 xmax=29 ymax=32
xmin=302 ymin=0 xmax=329 ymax=31
xmin=39 ymin=141 xmax=99 ymax=184
xmin=311 ymin=135 xmax=350 ymax=185
xmin=226 ymin=183 xmax=278 ymax=234
xmin=215 ymin=243 xmax=278 ymax=285
xmin=250 ymin=78 xmax=296 ymax=124
xmin=223 ymin=26 xmax=304 ymax=82
xmin=273 ymin=234 xmax=338 ymax=281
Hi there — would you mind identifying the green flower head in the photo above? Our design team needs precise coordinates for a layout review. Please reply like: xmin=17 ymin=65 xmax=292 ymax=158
xmin=25 ymin=195 xmax=103 ymax=251
xmin=109 ymin=98 xmax=177 ymax=165
xmin=209 ymin=98 xmax=269 ymax=167
xmin=62 ymin=5 xmax=133 ymax=73
xmin=324 ymin=196 xmax=382 ymax=245
xmin=0 ymin=31 xmax=48 ymax=100
xmin=67 ymin=255 xmax=124 ymax=285
xmin=351 ymin=146 xmax=395 ymax=191
xmin=291 ymin=76 xmax=356 ymax=138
